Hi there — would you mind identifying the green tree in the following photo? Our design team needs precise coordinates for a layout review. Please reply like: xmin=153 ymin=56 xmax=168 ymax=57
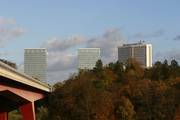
xmin=170 ymin=59 xmax=180 ymax=78
xmin=93 ymin=59 xmax=104 ymax=78
xmin=94 ymin=59 xmax=103 ymax=72
xmin=44 ymin=59 xmax=180 ymax=120
xmin=151 ymin=61 xmax=162 ymax=80
xmin=111 ymin=61 xmax=125 ymax=82
xmin=161 ymin=60 xmax=170 ymax=80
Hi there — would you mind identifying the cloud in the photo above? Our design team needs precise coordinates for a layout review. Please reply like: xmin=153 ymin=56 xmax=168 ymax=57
xmin=46 ymin=52 xmax=77 ymax=84
xmin=0 ymin=16 xmax=16 ymax=25
xmin=47 ymin=52 xmax=77 ymax=72
xmin=42 ymin=36 xmax=85 ymax=52
xmin=0 ymin=17 xmax=26 ymax=46
xmin=173 ymin=35 xmax=180 ymax=41
xmin=17 ymin=63 xmax=24 ymax=73
xmin=87 ymin=28 xmax=124 ymax=63
xmin=47 ymin=69 xmax=77 ymax=85
xmin=42 ymin=35 xmax=85 ymax=72
xmin=133 ymin=29 xmax=164 ymax=39
xmin=42 ymin=36 xmax=84 ymax=84
xmin=43 ymin=28 xmax=125 ymax=84
xmin=0 ymin=27 xmax=26 ymax=40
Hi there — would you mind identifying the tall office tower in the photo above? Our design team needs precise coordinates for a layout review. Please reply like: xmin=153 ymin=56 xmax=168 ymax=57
xmin=24 ymin=48 xmax=47 ymax=82
xmin=118 ymin=42 xmax=152 ymax=67
xmin=78 ymin=48 xmax=100 ymax=69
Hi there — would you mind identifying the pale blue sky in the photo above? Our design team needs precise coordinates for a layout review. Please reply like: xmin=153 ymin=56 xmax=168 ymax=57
xmin=0 ymin=0 xmax=180 ymax=66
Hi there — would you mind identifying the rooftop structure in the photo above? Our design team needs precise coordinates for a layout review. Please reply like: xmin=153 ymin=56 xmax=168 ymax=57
xmin=118 ymin=42 xmax=152 ymax=67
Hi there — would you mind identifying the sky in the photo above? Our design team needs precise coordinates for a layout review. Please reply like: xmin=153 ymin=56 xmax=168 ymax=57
xmin=0 ymin=0 xmax=180 ymax=84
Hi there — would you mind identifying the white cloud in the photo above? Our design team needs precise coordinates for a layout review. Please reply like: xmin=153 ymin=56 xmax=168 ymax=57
xmin=42 ymin=36 xmax=85 ymax=52
xmin=17 ymin=63 xmax=24 ymax=73
xmin=47 ymin=69 xmax=77 ymax=85
xmin=47 ymin=52 xmax=77 ymax=72
xmin=46 ymin=51 xmax=77 ymax=84
xmin=0 ymin=17 xmax=26 ymax=46
xmin=87 ymin=28 xmax=124 ymax=63
xmin=42 ymin=36 xmax=84 ymax=84
xmin=0 ymin=16 xmax=16 ymax=25
xmin=43 ymin=28 xmax=125 ymax=84
xmin=0 ymin=27 xmax=26 ymax=40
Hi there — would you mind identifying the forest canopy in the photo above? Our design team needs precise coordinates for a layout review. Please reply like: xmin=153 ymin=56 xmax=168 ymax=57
xmin=43 ymin=59 xmax=180 ymax=120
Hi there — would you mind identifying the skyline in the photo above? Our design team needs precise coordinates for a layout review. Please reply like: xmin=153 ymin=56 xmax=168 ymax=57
xmin=0 ymin=0 xmax=180 ymax=84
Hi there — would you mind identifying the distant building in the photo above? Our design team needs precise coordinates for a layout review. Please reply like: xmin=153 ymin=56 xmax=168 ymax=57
xmin=78 ymin=48 xmax=100 ymax=69
xmin=24 ymin=48 xmax=47 ymax=82
xmin=118 ymin=41 xmax=152 ymax=67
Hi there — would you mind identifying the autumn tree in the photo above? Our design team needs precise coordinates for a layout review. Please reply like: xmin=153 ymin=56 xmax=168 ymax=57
xmin=43 ymin=59 xmax=180 ymax=120
xmin=114 ymin=96 xmax=136 ymax=120
xmin=124 ymin=58 xmax=144 ymax=81
xmin=108 ymin=61 xmax=125 ymax=83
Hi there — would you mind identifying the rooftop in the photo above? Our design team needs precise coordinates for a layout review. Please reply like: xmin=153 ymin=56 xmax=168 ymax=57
xmin=123 ymin=40 xmax=145 ymax=46
xmin=24 ymin=48 xmax=46 ymax=50
xmin=78 ymin=48 xmax=100 ymax=49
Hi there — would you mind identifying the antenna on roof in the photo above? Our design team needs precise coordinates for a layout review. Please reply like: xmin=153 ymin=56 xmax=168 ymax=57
xmin=139 ymin=40 xmax=145 ymax=44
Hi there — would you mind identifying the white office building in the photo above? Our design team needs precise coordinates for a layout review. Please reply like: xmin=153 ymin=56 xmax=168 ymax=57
xmin=24 ymin=48 xmax=47 ymax=82
xmin=78 ymin=48 xmax=100 ymax=69
xmin=118 ymin=42 xmax=152 ymax=67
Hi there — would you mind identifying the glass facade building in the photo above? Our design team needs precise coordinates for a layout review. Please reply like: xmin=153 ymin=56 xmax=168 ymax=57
xmin=118 ymin=42 xmax=152 ymax=67
xmin=78 ymin=48 xmax=100 ymax=69
xmin=24 ymin=48 xmax=47 ymax=82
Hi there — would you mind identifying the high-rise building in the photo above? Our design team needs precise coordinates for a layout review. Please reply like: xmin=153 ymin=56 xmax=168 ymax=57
xmin=118 ymin=42 xmax=152 ymax=67
xmin=78 ymin=48 xmax=100 ymax=69
xmin=24 ymin=48 xmax=47 ymax=82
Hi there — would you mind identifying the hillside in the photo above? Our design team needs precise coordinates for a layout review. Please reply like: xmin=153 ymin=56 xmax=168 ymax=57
xmin=41 ymin=59 xmax=180 ymax=120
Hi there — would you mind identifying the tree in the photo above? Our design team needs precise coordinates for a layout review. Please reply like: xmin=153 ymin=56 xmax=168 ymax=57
xmin=115 ymin=96 xmax=136 ymax=120
xmin=94 ymin=59 xmax=103 ymax=72
xmin=0 ymin=59 xmax=17 ymax=69
xmin=151 ymin=61 xmax=162 ymax=80
xmin=8 ymin=110 xmax=22 ymax=120
xmin=161 ymin=60 xmax=170 ymax=80
xmin=93 ymin=59 xmax=104 ymax=78
xmin=44 ymin=59 xmax=180 ymax=120
xmin=125 ymin=59 xmax=144 ymax=81
xmin=36 ymin=106 xmax=49 ymax=120
xmin=170 ymin=59 xmax=180 ymax=78
xmin=113 ymin=61 xmax=125 ymax=82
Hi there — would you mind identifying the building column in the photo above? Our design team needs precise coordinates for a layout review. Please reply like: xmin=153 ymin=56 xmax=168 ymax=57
xmin=20 ymin=102 xmax=36 ymax=120
xmin=0 ymin=112 xmax=8 ymax=120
